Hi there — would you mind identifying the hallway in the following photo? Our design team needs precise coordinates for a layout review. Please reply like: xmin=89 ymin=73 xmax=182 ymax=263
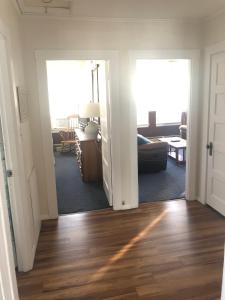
xmin=17 ymin=200 xmax=225 ymax=299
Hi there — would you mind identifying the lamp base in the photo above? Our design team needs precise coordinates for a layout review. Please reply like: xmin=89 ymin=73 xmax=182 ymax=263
xmin=84 ymin=121 xmax=99 ymax=135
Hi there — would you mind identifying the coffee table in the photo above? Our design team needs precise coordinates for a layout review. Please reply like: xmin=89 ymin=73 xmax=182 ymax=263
xmin=158 ymin=136 xmax=186 ymax=165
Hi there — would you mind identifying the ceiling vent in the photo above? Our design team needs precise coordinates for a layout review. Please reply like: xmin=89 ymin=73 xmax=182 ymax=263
xmin=16 ymin=0 xmax=72 ymax=16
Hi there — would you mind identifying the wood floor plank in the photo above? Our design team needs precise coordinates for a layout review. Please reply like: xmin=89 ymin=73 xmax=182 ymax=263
xmin=17 ymin=200 xmax=225 ymax=299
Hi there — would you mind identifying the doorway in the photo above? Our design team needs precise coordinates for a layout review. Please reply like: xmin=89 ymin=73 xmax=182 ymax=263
xmin=135 ymin=59 xmax=190 ymax=203
xmin=36 ymin=50 xmax=121 ymax=218
xmin=129 ymin=50 xmax=200 ymax=205
xmin=45 ymin=59 xmax=111 ymax=214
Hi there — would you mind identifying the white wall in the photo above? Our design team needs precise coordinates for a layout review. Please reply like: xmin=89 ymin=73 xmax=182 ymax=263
xmin=21 ymin=16 xmax=203 ymax=216
xmin=203 ymin=13 xmax=225 ymax=46
xmin=0 ymin=1 xmax=25 ymax=85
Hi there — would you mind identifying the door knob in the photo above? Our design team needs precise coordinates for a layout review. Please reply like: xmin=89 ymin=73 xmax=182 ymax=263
xmin=206 ymin=142 xmax=213 ymax=156
xmin=6 ymin=170 xmax=13 ymax=177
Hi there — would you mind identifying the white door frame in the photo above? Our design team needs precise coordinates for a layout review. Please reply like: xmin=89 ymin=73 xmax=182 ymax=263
xmin=129 ymin=50 xmax=201 ymax=202
xmin=200 ymin=41 xmax=225 ymax=205
xmin=35 ymin=50 xmax=121 ymax=218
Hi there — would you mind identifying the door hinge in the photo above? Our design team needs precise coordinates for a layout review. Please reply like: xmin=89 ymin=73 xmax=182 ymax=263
xmin=206 ymin=142 xmax=213 ymax=156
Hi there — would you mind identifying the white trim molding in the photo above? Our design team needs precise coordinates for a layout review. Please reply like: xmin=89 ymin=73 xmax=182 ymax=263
xmin=40 ymin=214 xmax=51 ymax=221
xmin=35 ymin=50 xmax=123 ymax=216
xmin=129 ymin=49 xmax=201 ymax=202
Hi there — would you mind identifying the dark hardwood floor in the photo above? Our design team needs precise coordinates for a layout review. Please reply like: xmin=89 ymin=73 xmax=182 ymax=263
xmin=17 ymin=200 xmax=225 ymax=300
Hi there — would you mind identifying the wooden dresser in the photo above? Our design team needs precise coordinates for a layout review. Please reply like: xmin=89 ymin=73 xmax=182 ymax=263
xmin=75 ymin=129 xmax=102 ymax=182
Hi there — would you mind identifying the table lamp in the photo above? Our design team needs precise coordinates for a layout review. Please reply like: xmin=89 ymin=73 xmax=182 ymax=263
xmin=79 ymin=102 xmax=100 ymax=134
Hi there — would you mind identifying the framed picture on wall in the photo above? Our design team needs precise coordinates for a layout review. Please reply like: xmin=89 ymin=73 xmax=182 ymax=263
xmin=16 ymin=87 xmax=29 ymax=123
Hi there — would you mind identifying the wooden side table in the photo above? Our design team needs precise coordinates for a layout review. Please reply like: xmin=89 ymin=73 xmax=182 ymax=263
xmin=159 ymin=137 xmax=186 ymax=164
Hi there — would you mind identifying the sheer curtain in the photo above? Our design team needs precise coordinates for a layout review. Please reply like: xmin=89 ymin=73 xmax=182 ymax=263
xmin=46 ymin=60 xmax=92 ymax=129
xmin=135 ymin=59 xmax=190 ymax=126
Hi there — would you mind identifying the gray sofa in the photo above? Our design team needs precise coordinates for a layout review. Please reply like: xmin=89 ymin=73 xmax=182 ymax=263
xmin=138 ymin=135 xmax=168 ymax=173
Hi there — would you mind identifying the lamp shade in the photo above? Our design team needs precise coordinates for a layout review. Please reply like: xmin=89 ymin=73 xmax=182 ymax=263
xmin=79 ymin=102 xmax=100 ymax=118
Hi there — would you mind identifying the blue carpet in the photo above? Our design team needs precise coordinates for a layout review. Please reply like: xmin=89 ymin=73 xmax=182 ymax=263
xmin=139 ymin=158 xmax=186 ymax=203
xmin=54 ymin=152 xmax=109 ymax=214
xmin=55 ymin=152 xmax=185 ymax=214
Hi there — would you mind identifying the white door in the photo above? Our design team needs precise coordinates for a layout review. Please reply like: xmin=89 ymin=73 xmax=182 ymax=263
xmin=98 ymin=61 xmax=113 ymax=206
xmin=0 ymin=159 xmax=19 ymax=300
xmin=0 ymin=121 xmax=19 ymax=300
xmin=221 ymin=248 xmax=225 ymax=300
xmin=0 ymin=35 xmax=40 ymax=271
xmin=207 ymin=52 xmax=225 ymax=216
xmin=0 ymin=120 xmax=17 ymax=264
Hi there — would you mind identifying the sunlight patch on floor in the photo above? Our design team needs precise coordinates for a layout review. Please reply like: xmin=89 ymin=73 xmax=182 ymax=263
xmin=90 ymin=209 xmax=168 ymax=283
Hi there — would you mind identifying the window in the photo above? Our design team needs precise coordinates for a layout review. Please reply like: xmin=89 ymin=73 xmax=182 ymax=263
xmin=46 ymin=60 xmax=92 ymax=129
xmin=134 ymin=59 xmax=190 ymax=126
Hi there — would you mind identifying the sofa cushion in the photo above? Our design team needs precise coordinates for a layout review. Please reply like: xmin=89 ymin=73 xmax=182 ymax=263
xmin=138 ymin=141 xmax=168 ymax=151
xmin=137 ymin=134 xmax=151 ymax=145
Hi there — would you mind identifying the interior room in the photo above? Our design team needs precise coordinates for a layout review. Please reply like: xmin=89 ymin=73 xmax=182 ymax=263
xmin=2 ymin=0 xmax=225 ymax=299
xmin=46 ymin=60 xmax=109 ymax=214
xmin=135 ymin=59 xmax=189 ymax=203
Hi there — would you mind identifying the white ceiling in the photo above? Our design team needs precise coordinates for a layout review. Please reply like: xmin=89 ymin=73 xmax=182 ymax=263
xmin=16 ymin=0 xmax=225 ymax=19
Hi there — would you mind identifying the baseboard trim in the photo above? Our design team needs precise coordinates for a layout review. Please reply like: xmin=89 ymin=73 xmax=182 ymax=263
xmin=40 ymin=214 xmax=50 ymax=221
xmin=40 ymin=214 xmax=58 ymax=220
xmin=196 ymin=196 xmax=206 ymax=205
xmin=113 ymin=204 xmax=138 ymax=210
